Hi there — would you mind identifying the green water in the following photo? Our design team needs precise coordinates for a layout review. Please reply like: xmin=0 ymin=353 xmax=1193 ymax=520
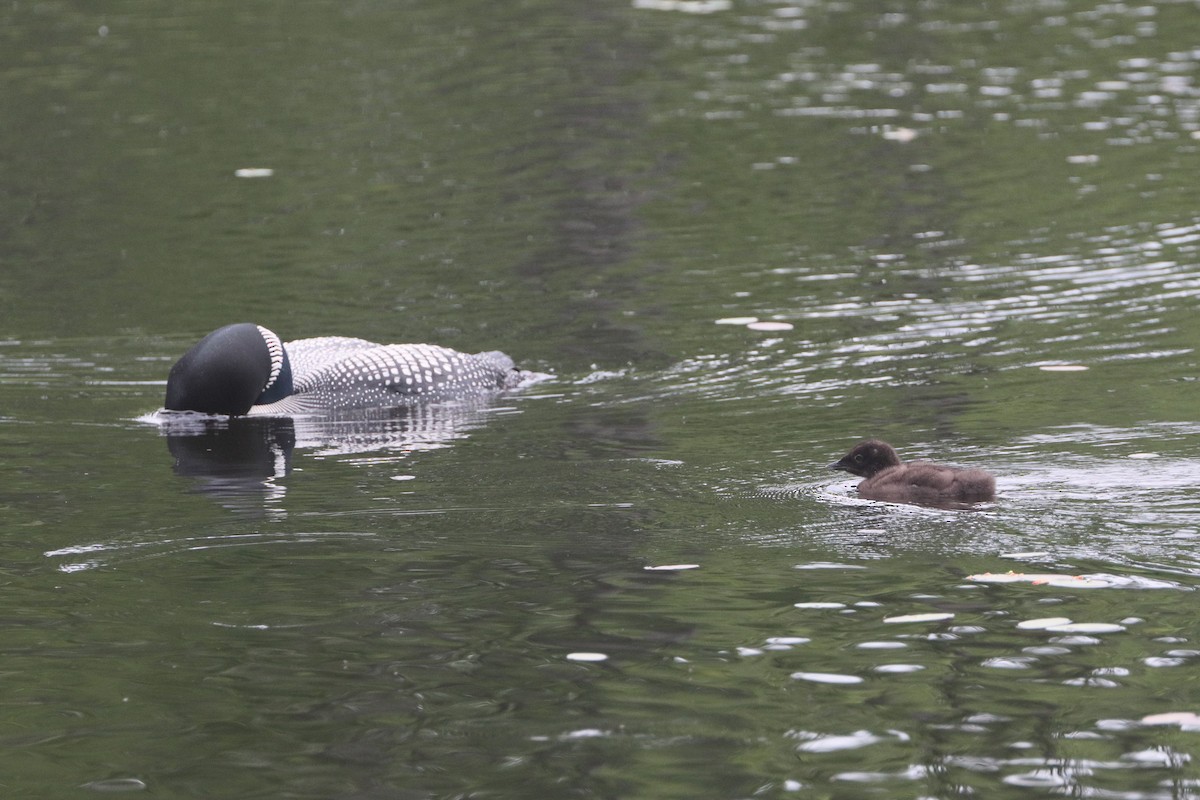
xmin=3 ymin=1 xmax=1200 ymax=797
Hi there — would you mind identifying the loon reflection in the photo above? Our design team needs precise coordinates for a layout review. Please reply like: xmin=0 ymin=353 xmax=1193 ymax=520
xmin=159 ymin=401 xmax=509 ymax=514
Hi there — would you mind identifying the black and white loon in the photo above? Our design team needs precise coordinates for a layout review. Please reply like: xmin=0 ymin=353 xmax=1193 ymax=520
xmin=164 ymin=323 xmax=522 ymax=416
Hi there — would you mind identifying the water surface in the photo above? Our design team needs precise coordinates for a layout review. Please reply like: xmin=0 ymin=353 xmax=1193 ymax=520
xmin=3 ymin=0 xmax=1200 ymax=797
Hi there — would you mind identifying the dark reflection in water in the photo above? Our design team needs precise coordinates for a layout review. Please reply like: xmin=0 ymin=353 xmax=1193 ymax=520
xmin=163 ymin=415 xmax=296 ymax=515
xmin=157 ymin=400 xmax=513 ymax=513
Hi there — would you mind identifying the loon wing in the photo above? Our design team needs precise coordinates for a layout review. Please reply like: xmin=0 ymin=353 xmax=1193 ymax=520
xmin=284 ymin=337 xmax=379 ymax=391
xmin=251 ymin=341 xmax=518 ymax=415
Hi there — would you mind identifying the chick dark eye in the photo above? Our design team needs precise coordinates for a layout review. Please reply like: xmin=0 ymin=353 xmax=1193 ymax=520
xmin=854 ymin=454 xmax=863 ymax=463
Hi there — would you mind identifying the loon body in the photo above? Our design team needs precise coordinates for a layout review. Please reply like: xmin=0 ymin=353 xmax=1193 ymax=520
xmin=165 ymin=323 xmax=521 ymax=416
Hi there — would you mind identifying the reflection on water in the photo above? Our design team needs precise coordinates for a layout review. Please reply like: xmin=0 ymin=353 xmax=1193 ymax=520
xmin=150 ymin=399 xmax=523 ymax=514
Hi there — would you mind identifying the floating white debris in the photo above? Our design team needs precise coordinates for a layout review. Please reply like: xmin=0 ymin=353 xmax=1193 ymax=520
xmin=881 ymin=126 xmax=917 ymax=143
xmin=234 ymin=168 xmax=274 ymax=178
xmin=1066 ymin=154 xmax=1100 ymax=164
xmin=982 ymin=657 xmax=1036 ymax=669
xmin=790 ymin=671 xmax=864 ymax=684
xmin=1128 ymin=452 xmax=1160 ymax=460
xmin=1145 ymin=657 xmax=1188 ymax=668
xmin=794 ymin=602 xmax=847 ymax=609
xmin=1142 ymin=711 xmax=1200 ymax=727
xmin=796 ymin=731 xmax=886 ymax=752
xmin=562 ymin=728 xmax=608 ymax=739
xmin=644 ymin=564 xmax=700 ymax=571
xmin=1038 ymin=364 xmax=1088 ymax=372
xmin=566 ymin=652 xmax=609 ymax=662
xmin=746 ymin=321 xmax=794 ymax=332
xmin=883 ymin=613 xmax=955 ymax=624
xmin=715 ymin=316 xmax=758 ymax=325
xmin=1017 ymin=617 xmax=1073 ymax=630
xmin=81 ymin=779 xmax=148 ymax=793
xmin=632 ymin=0 xmax=731 ymax=12
xmin=856 ymin=641 xmax=907 ymax=650
xmin=1045 ymin=622 xmax=1125 ymax=634
xmin=967 ymin=572 xmax=1111 ymax=588
xmin=390 ymin=475 xmax=416 ymax=481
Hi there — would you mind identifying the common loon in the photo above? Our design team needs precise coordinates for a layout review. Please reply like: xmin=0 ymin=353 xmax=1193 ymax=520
xmin=830 ymin=439 xmax=995 ymax=506
xmin=164 ymin=323 xmax=522 ymax=416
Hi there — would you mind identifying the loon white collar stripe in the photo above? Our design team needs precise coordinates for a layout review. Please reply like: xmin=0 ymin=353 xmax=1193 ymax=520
xmin=257 ymin=326 xmax=285 ymax=390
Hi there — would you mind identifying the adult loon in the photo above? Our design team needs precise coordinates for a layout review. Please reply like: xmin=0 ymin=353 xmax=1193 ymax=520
xmin=164 ymin=323 xmax=522 ymax=416
xmin=830 ymin=439 xmax=995 ymax=506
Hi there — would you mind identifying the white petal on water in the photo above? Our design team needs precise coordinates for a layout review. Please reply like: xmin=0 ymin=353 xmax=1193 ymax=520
xmin=981 ymin=657 xmax=1038 ymax=669
xmin=1050 ymin=635 xmax=1103 ymax=646
xmin=1063 ymin=677 xmax=1121 ymax=688
xmin=795 ymin=730 xmax=886 ymax=752
xmin=1017 ymin=617 xmax=1074 ymax=630
xmin=883 ymin=613 xmax=955 ymax=624
xmin=1024 ymin=645 xmax=1071 ymax=656
xmin=746 ymin=321 xmax=795 ymax=331
xmin=234 ymin=167 xmax=274 ymax=178
xmin=715 ymin=316 xmax=758 ymax=325
xmin=966 ymin=572 xmax=1110 ymax=588
xmin=790 ymin=671 xmax=864 ymax=684
xmin=566 ymin=652 xmax=609 ymax=662
xmin=1044 ymin=622 xmax=1126 ymax=634
xmin=80 ymin=778 xmax=148 ymax=792
xmin=794 ymin=602 xmax=847 ymax=609
xmin=1144 ymin=657 xmax=1187 ymax=667
xmin=632 ymin=0 xmax=732 ymax=13
xmin=1142 ymin=711 xmax=1200 ymax=727
xmin=881 ymin=126 xmax=917 ymax=142
xmin=644 ymin=564 xmax=700 ymax=571
xmin=562 ymin=728 xmax=609 ymax=739
xmin=856 ymin=641 xmax=908 ymax=650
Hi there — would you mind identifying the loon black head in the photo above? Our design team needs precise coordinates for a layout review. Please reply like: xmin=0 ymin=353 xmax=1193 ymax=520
xmin=165 ymin=323 xmax=293 ymax=415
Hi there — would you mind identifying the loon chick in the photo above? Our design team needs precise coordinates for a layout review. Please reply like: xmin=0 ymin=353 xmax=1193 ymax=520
xmin=165 ymin=323 xmax=521 ymax=416
xmin=829 ymin=439 xmax=995 ymax=506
